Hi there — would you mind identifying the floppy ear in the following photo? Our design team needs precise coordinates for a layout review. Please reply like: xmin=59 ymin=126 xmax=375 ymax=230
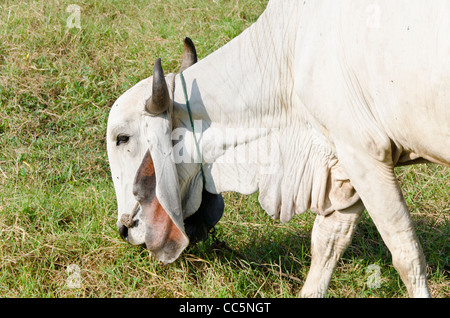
xmin=133 ymin=149 xmax=189 ymax=264
xmin=184 ymin=188 xmax=224 ymax=244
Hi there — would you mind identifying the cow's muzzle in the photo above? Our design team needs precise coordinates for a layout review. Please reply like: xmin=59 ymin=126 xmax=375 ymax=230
xmin=118 ymin=223 xmax=129 ymax=242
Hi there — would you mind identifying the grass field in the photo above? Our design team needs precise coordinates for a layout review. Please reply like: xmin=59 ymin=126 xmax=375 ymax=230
xmin=0 ymin=0 xmax=448 ymax=298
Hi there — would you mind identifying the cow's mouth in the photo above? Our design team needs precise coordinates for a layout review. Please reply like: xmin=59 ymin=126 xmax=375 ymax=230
xmin=118 ymin=223 xmax=129 ymax=242
xmin=118 ymin=215 xmax=202 ymax=245
xmin=118 ymin=202 xmax=142 ymax=243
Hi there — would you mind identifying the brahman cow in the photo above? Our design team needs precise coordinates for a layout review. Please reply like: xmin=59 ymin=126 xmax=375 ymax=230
xmin=107 ymin=0 xmax=449 ymax=297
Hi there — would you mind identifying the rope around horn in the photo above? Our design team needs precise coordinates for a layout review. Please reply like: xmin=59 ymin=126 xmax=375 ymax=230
xmin=120 ymin=202 xmax=139 ymax=228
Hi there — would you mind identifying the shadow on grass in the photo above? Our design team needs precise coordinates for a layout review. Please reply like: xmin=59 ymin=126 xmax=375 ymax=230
xmin=186 ymin=210 xmax=449 ymax=293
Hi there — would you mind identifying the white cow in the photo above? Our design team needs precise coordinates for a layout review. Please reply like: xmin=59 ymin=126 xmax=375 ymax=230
xmin=107 ymin=0 xmax=450 ymax=298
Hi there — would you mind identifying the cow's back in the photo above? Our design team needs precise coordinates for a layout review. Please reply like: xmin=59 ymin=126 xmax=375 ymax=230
xmin=293 ymin=0 xmax=450 ymax=166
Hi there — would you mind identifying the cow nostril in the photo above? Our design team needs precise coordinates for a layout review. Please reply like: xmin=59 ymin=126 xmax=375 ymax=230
xmin=118 ymin=224 xmax=129 ymax=242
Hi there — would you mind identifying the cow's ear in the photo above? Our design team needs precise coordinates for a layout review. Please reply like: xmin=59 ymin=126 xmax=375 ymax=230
xmin=134 ymin=150 xmax=189 ymax=264
xmin=184 ymin=189 xmax=224 ymax=244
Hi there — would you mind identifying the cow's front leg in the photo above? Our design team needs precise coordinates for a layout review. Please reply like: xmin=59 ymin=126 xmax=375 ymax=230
xmin=336 ymin=146 xmax=431 ymax=298
xmin=300 ymin=201 xmax=364 ymax=297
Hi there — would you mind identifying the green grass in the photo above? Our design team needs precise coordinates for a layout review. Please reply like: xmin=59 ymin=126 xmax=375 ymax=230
xmin=0 ymin=0 xmax=448 ymax=298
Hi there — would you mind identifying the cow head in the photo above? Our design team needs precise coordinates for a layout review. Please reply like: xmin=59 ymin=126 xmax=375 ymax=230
xmin=106 ymin=38 xmax=224 ymax=264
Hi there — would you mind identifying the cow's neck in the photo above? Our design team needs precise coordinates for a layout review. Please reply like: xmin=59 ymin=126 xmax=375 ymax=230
xmin=171 ymin=10 xmax=285 ymax=186
xmin=169 ymin=3 xmax=332 ymax=224
xmin=172 ymin=3 xmax=298 ymax=130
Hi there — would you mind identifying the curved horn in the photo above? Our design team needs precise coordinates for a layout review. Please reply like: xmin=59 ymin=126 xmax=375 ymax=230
xmin=145 ymin=58 xmax=170 ymax=115
xmin=179 ymin=37 xmax=198 ymax=72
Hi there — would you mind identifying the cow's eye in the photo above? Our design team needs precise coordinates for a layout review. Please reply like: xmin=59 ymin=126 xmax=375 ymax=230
xmin=116 ymin=134 xmax=130 ymax=146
